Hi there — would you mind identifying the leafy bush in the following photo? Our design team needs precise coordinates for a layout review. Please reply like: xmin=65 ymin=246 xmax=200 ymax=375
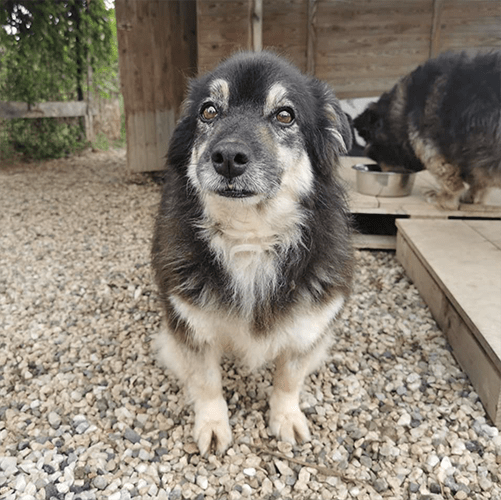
xmin=2 ymin=117 xmax=87 ymax=160
xmin=0 ymin=0 xmax=118 ymax=160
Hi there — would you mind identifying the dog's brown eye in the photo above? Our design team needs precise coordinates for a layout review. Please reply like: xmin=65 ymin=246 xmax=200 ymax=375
xmin=276 ymin=108 xmax=295 ymax=125
xmin=201 ymin=103 xmax=218 ymax=122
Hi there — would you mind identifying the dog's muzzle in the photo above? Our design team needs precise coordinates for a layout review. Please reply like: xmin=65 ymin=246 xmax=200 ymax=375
xmin=211 ymin=139 xmax=255 ymax=198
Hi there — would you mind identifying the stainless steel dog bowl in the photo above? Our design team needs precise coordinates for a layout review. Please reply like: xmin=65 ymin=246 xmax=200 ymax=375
xmin=352 ymin=164 xmax=416 ymax=197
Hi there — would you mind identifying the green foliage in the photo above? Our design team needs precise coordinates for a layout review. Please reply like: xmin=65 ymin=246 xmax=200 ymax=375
xmin=2 ymin=118 xmax=87 ymax=160
xmin=0 ymin=0 xmax=116 ymax=103
xmin=93 ymin=10 xmax=120 ymax=99
xmin=0 ymin=0 xmax=119 ymax=159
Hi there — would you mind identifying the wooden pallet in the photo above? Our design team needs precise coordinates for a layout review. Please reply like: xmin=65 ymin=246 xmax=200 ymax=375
xmin=396 ymin=219 xmax=501 ymax=429
xmin=340 ymin=157 xmax=501 ymax=249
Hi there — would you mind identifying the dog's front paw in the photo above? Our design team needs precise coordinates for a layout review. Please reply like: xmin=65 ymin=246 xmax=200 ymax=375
xmin=424 ymin=189 xmax=460 ymax=210
xmin=269 ymin=391 xmax=311 ymax=444
xmin=193 ymin=398 xmax=232 ymax=456
xmin=424 ymin=188 xmax=438 ymax=205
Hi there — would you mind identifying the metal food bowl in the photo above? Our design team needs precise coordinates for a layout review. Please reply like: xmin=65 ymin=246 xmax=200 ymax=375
xmin=352 ymin=164 xmax=416 ymax=197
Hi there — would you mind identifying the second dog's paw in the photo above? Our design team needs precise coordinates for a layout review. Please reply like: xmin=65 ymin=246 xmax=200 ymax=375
xmin=460 ymin=189 xmax=475 ymax=204
xmin=424 ymin=189 xmax=460 ymax=210
xmin=424 ymin=188 xmax=438 ymax=205
xmin=193 ymin=399 xmax=232 ymax=456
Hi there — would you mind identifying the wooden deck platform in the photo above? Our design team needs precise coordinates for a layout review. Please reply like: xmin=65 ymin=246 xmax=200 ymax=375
xmin=396 ymin=219 xmax=501 ymax=429
xmin=340 ymin=157 xmax=501 ymax=249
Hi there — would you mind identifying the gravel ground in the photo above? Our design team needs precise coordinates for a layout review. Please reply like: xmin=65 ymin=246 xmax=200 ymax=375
xmin=1 ymin=148 xmax=500 ymax=500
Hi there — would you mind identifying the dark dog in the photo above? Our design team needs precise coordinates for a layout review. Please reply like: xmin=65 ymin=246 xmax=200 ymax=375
xmin=354 ymin=51 xmax=501 ymax=209
xmin=151 ymin=51 xmax=353 ymax=455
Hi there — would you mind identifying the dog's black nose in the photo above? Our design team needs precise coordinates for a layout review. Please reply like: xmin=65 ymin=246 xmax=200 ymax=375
xmin=211 ymin=141 xmax=250 ymax=179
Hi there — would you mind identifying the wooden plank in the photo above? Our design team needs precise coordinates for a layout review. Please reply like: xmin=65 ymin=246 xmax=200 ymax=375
xmin=0 ymin=101 xmax=91 ymax=119
xmin=314 ymin=0 xmax=434 ymax=31
xmin=116 ymin=0 xmax=140 ymax=172
xmin=438 ymin=0 xmax=501 ymax=52
xmin=252 ymin=0 xmax=263 ymax=51
xmin=197 ymin=0 xmax=253 ymax=73
xmin=429 ymin=0 xmax=443 ymax=57
xmin=306 ymin=0 xmax=317 ymax=74
xmin=262 ymin=0 xmax=308 ymax=71
xmin=353 ymin=234 xmax=396 ymax=250
xmin=396 ymin=220 xmax=501 ymax=428
xmin=396 ymin=220 xmax=501 ymax=365
xmin=313 ymin=0 xmax=434 ymax=97
xmin=464 ymin=220 xmax=501 ymax=251
xmin=136 ymin=2 xmax=157 ymax=171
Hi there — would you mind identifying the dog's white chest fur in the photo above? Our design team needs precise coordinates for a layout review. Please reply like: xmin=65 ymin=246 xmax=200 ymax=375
xmin=200 ymin=190 xmax=306 ymax=316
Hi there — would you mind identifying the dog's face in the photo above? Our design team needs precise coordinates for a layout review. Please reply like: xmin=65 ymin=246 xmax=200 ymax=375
xmin=353 ymin=93 xmax=424 ymax=172
xmin=353 ymin=98 xmax=394 ymax=156
xmin=172 ymin=52 xmax=351 ymax=206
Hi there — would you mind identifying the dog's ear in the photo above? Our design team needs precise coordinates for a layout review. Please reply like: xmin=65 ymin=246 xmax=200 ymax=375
xmin=303 ymin=81 xmax=352 ymax=175
xmin=324 ymin=99 xmax=353 ymax=155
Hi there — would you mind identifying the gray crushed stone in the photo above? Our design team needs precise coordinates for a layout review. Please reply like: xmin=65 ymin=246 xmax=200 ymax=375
xmin=0 ymin=149 xmax=500 ymax=500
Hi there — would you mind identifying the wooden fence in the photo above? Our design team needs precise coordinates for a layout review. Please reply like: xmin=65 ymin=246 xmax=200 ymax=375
xmin=197 ymin=0 xmax=501 ymax=98
xmin=0 ymin=101 xmax=97 ymax=142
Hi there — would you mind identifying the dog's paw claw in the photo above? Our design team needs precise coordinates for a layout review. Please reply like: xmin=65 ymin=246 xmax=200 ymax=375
xmin=194 ymin=420 xmax=232 ymax=456
xmin=269 ymin=409 xmax=311 ymax=445
xmin=193 ymin=399 xmax=232 ymax=456
xmin=424 ymin=189 xmax=437 ymax=204
xmin=424 ymin=189 xmax=460 ymax=210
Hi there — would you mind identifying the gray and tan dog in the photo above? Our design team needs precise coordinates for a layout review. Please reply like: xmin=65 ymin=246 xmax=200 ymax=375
xmin=151 ymin=51 xmax=353 ymax=455
xmin=354 ymin=51 xmax=501 ymax=210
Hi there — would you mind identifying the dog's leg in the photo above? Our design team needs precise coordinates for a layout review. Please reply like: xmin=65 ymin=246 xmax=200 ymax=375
xmin=191 ymin=361 xmax=231 ymax=457
xmin=428 ymin=165 xmax=466 ymax=210
xmin=155 ymin=329 xmax=231 ymax=455
xmin=269 ymin=341 xmax=328 ymax=444
xmin=410 ymin=132 xmax=465 ymax=210
xmin=419 ymin=155 xmax=465 ymax=210
xmin=424 ymin=164 xmax=465 ymax=210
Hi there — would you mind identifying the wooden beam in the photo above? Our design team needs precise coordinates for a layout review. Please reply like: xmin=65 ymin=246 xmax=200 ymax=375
xmin=353 ymin=234 xmax=397 ymax=250
xmin=306 ymin=0 xmax=317 ymax=74
xmin=252 ymin=0 xmax=263 ymax=51
xmin=86 ymin=62 xmax=95 ymax=143
xmin=0 ymin=101 xmax=92 ymax=119
xmin=430 ymin=0 xmax=443 ymax=58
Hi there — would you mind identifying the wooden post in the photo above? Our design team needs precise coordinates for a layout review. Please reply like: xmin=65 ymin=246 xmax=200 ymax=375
xmin=251 ymin=0 xmax=263 ymax=52
xmin=85 ymin=63 xmax=95 ymax=143
xmin=306 ymin=0 xmax=317 ymax=75
xmin=430 ymin=0 xmax=443 ymax=58
xmin=116 ymin=0 xmax=197 ymax=172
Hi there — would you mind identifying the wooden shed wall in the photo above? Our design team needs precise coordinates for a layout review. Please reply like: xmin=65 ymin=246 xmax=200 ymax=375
xmin=196 ymin=1 xmax=255 ymax=73
xmin=197 ymin=0 xmax=501 ymax=98
xmin=117 ymin=0 xmax=500 ymax=172
xmin=313 ymin=0 xmax=436 ymax=97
